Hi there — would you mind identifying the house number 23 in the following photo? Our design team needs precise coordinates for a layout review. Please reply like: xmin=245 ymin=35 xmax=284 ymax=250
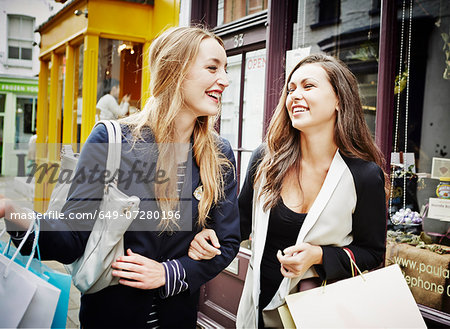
xmin=233 ymin=34 xmax=244 ymax=48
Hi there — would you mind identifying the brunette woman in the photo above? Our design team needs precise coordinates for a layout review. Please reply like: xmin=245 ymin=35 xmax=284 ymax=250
xmin=189 ymin=54 xmax=388 ymax=328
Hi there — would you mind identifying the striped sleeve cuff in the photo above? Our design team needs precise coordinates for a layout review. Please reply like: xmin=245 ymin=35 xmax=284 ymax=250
xmin=159 ymin=259 xmax=189 ymax=298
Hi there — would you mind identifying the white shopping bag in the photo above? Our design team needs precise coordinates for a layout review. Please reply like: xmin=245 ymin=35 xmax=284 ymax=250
xmin=0 ymin=253 xmax=37 ymax=327
xmin=283 ymin=264 xmax=426 ymax=328
xmin=0 ymin=220 xmax=60 ymax=328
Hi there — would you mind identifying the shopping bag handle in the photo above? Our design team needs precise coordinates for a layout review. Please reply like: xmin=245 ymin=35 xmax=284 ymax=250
xmin=26 ymin=216 xmax=40 ymax=269
xmin=343 ymin=248 xmax=365 ymax=280
xmin=3 ymin=216 xmax=38 ymax=277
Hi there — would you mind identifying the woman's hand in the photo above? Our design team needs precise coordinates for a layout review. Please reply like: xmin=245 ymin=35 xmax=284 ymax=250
xmin=112 ymin=249 xmax=165 ymax=289
xmin=188 ymin=228 xmax=221 ymax=260
xmin=0 ymin=194 xmax=32 ymax=230
xmin=276 ymin=243 xmax=323 ymax=278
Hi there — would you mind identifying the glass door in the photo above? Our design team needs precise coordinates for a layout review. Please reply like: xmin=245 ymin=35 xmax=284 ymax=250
xmin=219 ymin=48 xmax=266 ymax=188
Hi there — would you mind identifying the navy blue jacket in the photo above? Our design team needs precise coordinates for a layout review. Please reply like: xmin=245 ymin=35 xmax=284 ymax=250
xmin=14 ymin=124 xmax=240 ymax=328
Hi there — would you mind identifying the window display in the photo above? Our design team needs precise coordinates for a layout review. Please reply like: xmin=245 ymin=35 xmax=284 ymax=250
xmin=97 ymin=38 xmax=142 ymax=117
xmin=384 ymin=0 xmax=450 ymax=317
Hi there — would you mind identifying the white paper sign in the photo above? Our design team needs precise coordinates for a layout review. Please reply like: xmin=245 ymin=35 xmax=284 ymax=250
xmin=431 ymin=157 xmax=450 ymax=179
xmin=285 ymin=47 xmax=311 ymax=78
xmin=428 ymin=198 xmax=450 ymax=221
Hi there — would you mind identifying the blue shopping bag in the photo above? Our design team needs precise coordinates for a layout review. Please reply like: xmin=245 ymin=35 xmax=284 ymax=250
xmin=0 ymin=237 xmax=71 ymax=328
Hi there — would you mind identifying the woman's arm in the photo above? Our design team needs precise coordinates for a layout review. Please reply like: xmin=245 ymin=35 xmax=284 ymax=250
xmin=316 ymin=161 xmax=387 ymax=280
xmin=188 ymin=145 xmax=265 ymax=260
xmin=6 ymin=124 xmax=111 ymax=263
xmin=177 ymin=138 xmax=241 ymax=293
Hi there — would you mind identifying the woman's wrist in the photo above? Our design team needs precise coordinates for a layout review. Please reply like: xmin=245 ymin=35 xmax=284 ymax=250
xmin=313 ymin=245 xmax=324 ymax=265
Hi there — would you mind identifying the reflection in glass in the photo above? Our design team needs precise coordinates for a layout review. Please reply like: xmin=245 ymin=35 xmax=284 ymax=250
xmin=220 ymin=54 xmax=242 ymax=161
xmin=241 ymin=49 xmax=266 ymax=185
xmin=97 ymin=38 xmax=143 ymax=114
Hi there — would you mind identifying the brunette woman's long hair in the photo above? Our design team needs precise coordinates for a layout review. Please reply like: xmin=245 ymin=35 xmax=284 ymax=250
xmin=256 ymin=54 xmax=388 ymax=211
xmin=121 ymin=26 xmax=232 ymax=231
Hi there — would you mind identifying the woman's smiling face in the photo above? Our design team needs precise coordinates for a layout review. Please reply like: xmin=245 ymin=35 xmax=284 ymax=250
xmin=285 ymin=63 xmax=339 ymax=133
xmin=181 ymin=37 xmax=229 ymax=119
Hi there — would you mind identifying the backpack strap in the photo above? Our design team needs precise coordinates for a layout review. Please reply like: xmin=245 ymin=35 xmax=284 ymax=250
xmin=94 ymin=120 xmax=122 ymax=184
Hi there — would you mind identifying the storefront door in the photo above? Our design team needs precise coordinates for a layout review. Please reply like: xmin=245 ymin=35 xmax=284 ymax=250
xmin=220 ymin=48 xmax=266 ymax=188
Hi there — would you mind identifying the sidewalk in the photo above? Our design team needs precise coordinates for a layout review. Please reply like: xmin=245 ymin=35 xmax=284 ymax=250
xmin=0 ymin=176 xmax=81 ymax=328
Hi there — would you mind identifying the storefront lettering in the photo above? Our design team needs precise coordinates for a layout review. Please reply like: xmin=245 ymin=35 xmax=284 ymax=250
xmin=395 ymin=255 xmax=450 ymax=298
xmin=419 ymin=263 xmax=450 ymax=277
xmin=403 ymin=271 xmax=445 ymax=294
xmin=247 ymin=57 xmax=266 ymax=70
xmin=0 ymin=83 xmax=38 ymax=93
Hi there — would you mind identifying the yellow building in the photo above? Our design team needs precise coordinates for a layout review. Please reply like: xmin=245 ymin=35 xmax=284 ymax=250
xmin=34 ymin=0 xmax=179 ymax=212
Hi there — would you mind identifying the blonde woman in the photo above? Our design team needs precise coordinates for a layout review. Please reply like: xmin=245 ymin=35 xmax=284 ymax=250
xmin=1 ymin=26 xmax=240 ymax=328
xmin=189 ymin=54 xmax=388 ymax=328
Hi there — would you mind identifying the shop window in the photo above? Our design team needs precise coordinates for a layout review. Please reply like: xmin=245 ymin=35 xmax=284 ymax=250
xmin=15 ymin=97 xmax=36 ymax=150
xmin=310 ymin=0 xmax=340 ymax=29
xmin=218 ymin=0 xmax=267 ymax=25
xmin=7 ymin=15 xmax=34 ymax=66
xmin=305 ymin=4 xmax=379 ymax=135
xmin=97 ymin=38 xmax=143 ymax=117
xmin=384 ymin=0 xmax=450 ymax=322
xmin=0 ymin=94 xmax=5 ymax=113
xmin=220 ymin=49 xmax=266 ymax=191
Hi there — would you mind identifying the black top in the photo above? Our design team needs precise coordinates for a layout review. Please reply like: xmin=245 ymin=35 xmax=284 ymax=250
xmin=259 ymin=200 xmax=306 ymax=309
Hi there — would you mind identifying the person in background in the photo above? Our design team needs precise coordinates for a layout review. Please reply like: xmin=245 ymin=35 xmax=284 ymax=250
xmin=188 ymin=54 xmax=388 ymax=328
xmin=96 ymin=79 xmax=131 ymax=120
xmin=1 ymin=26 xmax=240 ymax=328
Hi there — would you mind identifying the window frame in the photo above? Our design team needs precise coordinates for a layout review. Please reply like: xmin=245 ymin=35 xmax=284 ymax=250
xmin=310 ymin=0 xmax=341 ymax=29
xmin=7 ymin=14 xmax=35 ymax=68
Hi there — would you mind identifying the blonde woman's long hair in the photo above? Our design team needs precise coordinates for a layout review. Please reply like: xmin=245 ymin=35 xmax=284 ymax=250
xmin=121 ymin=26 xmax=231 ymax=231
xmin=256 ymin=54 xmax=389 ymax=211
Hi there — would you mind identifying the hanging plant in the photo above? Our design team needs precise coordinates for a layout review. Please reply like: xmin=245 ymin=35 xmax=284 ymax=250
xmin=394 ymin=68 xmax=409 ymax=94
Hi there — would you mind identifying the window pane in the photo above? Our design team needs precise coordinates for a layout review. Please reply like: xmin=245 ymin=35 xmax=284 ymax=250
xmin=8 ymin=16 xmax=20 ymax=38
xmin=384 ymin=0 xmax=450 ymax=316
xmin=97 ymin=38 xmax=143 ymax=117
xmin=21 ymin=47 xmax=32 ymax=60
xmin=292 ymin=1 xmax=378 ymax=133
xmin=16 ymin=98 xmax=34 ymax=149
xmin=319 ymin=0 xmax=340 ymax=22
xmin=241 ymin=48 xmax=266 ymax=185
xmin=220 ymin=0 xmax=267 ymax=25
xmin=21 ymin=17 xmax=34 ymax=40
xmin=8 ymin=46 xmax=19 ymax=59
xmin=248 ymin=0 xmax=265 ymax=15
xmin=220 ymin=54 xmax=242 ymax=150
xmin=356 ymin=72 xmax=377 ymax=136
xmin=0 ymin=94 xmax=5 ymax=113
